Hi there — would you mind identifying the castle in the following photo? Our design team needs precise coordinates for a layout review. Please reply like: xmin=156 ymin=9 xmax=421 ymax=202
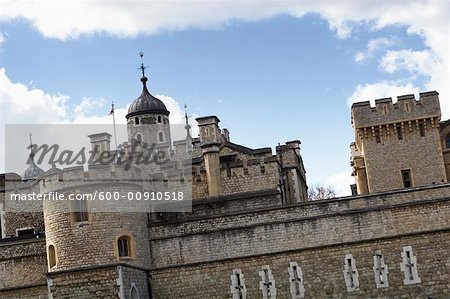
xmin=0 ymin=66 xmax=449 ymax=298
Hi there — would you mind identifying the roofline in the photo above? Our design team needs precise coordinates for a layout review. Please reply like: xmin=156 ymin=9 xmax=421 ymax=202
xmin=126 ymin=109 xmax=170 ymax=119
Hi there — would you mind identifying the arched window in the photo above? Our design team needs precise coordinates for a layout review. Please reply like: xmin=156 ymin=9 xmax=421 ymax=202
xmin=48 ymin=245 xmax=57 ymax=269
xmin=135 ymin=117 xmax=140 ymax=125
xmin=446 ymin=133 xmax=450 ymax=148
xmin=158 ymin=115 xmax=162 ymax=123
xmin=158 ymin=132 xmax=164 ymax=143
xmin=118 ymin=236 xmax=132 ymax=257
xmin=130 ymin=283 xmax=140 ymax=299
xmin=135 ymin=133 xmax=142 ymax=143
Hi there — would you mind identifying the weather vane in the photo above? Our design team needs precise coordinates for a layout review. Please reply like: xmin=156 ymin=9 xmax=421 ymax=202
xmin=139 ymin=51 xmax=148 ymax=77
xmin=29 ymin=133 xmax=33 ymax=150
xmin=184 ymin=104 xmax=190 ymax=125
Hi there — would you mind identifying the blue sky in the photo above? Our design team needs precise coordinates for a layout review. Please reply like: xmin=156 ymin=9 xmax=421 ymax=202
xmin=0 ymin=1 xmax=449 ymax=195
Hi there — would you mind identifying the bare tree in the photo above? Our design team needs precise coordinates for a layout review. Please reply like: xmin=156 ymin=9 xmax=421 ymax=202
xmin=308 ymin=184 xmax=337 ymax=201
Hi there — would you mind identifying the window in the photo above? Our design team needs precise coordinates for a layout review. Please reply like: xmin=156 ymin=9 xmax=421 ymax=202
xmin=158 ymin=132 xmax=164 ymax=142
xmin=401 ymin=170 xmax=412 ymax=188
xmin=118 ymin=236 xmax=132 ymax=257
xmin=396 ymin=125 xmax=403 ymax=140
xmin=48 ymin=245 xmax=57 ymax=269
xmin=400 ymin=246 xmax=421 ymax=285
xmin=373 ymin=250 xmax=389 ymax=288
xmin=158 ymin=115 xmax=162 ymax=123
xmin=0 ymin=202 xmax=4 ymax=239
xmin=343 ymin=254 xmax=359 ymax=292
xmin=135 ymin=117 xmax=140 ymax=125
xmin=374 ymin=127 xmax=381 ymax=143
xmin=129 ymin=283 xmax=140 ymax=299
xmin=445 ymin=134 xmax=450 ymax=148
xmin=73 ymin=199 xmax=89 ymax=223
xmin=135 ymin=133 xmax=142 ymax=142
xmin=288 ymin=262 xmax=305 ymax=299
xmin=418 ymin=121 xmax=425 ymax=137
xmin=16 ymin=227 xmax=34 ymax=237
xmin=259 ymin=266 xmax=276 ymax=299
xmin=230 ymin=269 xmax=247 ymax=299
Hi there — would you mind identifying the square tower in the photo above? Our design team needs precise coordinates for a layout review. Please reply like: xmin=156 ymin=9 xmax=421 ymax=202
xmin=350 ymin=91 xmax=447 ymax=194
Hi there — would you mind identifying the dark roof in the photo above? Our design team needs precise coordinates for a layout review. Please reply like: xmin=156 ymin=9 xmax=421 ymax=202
xmin=21 ymin=152 xmax=44 ymax=181
xmin=223 ymin=141 xmax=272 ymax=155
xmin=126 ymin=76 xmax=169 ymax=119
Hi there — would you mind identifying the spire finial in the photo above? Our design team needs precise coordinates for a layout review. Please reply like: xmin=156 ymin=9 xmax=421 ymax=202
xmin=184 ymin=103 xmax=192 ymax=140
xmin=184 ymin=104 xmax=189 ymax=126
xmin=28 ymin=133 xmax=36 ymax=160
xmin=29 ymin=133 xmax=33 ymax=150
xmin=139 ymin=51 xmax=147 ymax=77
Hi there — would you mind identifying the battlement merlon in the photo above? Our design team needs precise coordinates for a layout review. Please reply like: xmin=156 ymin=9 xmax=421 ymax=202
xmin=351 ymin=91 xmax=441 ymax=129
xmin=276 ymin=140 xmax=304 ymax=169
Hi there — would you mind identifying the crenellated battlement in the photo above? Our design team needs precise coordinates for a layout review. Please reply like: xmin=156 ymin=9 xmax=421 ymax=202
xmin=39 ymin=164 xmax=144 ymax=194
xmin=352 ymin=91 xmax=441 ymax=128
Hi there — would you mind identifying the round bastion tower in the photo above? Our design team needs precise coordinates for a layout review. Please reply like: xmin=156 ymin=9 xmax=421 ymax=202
xmin=42 ymin=58 xmax=161 ymax=297
xmin=126 ymin=52 xmax=171 ymax=159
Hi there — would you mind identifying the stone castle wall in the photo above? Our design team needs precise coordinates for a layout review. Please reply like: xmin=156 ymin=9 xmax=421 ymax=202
xmin=148 ymin=183 xmax=450 ymax=298
xmin=361 ymin=119 xmax=447 ymax=192
xmin=0 ymin=238 xmax=47 ymax=297
xmin=150 ymin=229 xmax=450 ymax=298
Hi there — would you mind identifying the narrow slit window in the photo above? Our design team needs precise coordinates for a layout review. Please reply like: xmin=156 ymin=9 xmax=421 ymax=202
xmin=158 ymin=132 xmax=164 ymax=142
xmin=48 ymin=245 xmax=57 ymax=269
xmin=396 ymin=125 xmax=403 ymax=140
xmin=401 ymin=170 xmax=412 ymax=188
xmin=343 ymin=254 xmax=359 ymax=292
xmin=374 ymin=128 xmax=381 ymax=143
xmin=230 ymin=269 xmax=247 ymax=299
xmin=135 ymin=117 xmax=140 ymax=125
xmin=373 ymin=250 xmax=389 ymax=288
xmin=418 ymin=121 xmax=425 ymax=137
xmin=288 ymin=262 xmax=305 ymax=299
xmin=400 ymin=246 xmax=421 ymax=284
xmin=259 ymin=266 xmax=276 ymax=299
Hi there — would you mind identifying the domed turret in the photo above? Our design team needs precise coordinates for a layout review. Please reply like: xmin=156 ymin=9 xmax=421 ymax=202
xmin=126 ymin=52 xmax=172 ymax=151
xmin=126 ymin=75 xmax=169 ymax=119
xmin=22 ymin=136 xmax=44 ymax=181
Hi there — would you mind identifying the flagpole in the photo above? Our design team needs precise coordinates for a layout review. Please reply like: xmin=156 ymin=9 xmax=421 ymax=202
xmin=111 ymin=102 xmax=118 ymax=156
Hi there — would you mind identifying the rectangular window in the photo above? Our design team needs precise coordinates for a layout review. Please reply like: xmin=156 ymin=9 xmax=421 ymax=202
xmin=401 ymin=170 xmax=412 ymax=188
xmin=73 ymin=199 xmax=89 ymax=223
xmin=418 ymin=122 xmax=425 ymax=137
xmin=396 ymin=125 xmax=403 ymax=140
xmin=374 ymin=128 xmax=381 ymax=143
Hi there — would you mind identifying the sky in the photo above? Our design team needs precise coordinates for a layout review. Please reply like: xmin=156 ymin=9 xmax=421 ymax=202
xmin=0 ymin=1 xmax=449 ymax=196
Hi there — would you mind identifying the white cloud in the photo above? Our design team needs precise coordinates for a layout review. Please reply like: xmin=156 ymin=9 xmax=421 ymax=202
xmin=354 ymin=37 xmax=395 ymax=63
xmin=0 ymin=67 xmax=69 ymax=172
xmin=0 ymin=1 xmax=448 ymax=118
xmin=0 ymin=68 xmax=68 ymax=124
xmin=348 ymin=81 xmax=420 ymax=107
xmin=326 ymin=171 xmax=354 ymax=197
xmin=380 ymin=49 xmax=438 ymax=75
xmin=0 ymin=32 xmax=6 ymax=49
